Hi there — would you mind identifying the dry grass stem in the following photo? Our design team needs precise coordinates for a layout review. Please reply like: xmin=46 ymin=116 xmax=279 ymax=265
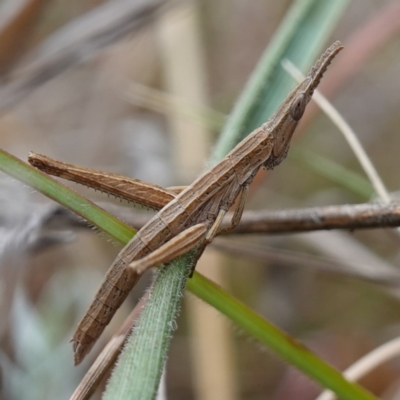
xmin=316 ymin=336 xmax=400 ymax=400
xmin=225 ymin=202 xmax=400 ymax=234
xmin=70 ymin=292 xmax=150 ymax=400
xmin=282 ymin=59 xmax=391 ymax=203
xmin=74 ymin=201 xmax=400 ymax=235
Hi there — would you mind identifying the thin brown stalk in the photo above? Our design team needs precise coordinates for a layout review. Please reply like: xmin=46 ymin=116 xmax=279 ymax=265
xmin=87 ymin=201 xmax=400 ymax=235
xmin=283 ymin=60 xmax=390 ymax=203
xmin=224 ymin=202 xmax=400 ymax=235
xmin=300 ymin=2 xmax=400 ymax=129
xmin=70 ymin=291 xmax=150 ymax=400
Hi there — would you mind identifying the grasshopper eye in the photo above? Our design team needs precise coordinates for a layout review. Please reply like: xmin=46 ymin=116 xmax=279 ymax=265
xmin=290 ymin=93 xmax=307 ymax=121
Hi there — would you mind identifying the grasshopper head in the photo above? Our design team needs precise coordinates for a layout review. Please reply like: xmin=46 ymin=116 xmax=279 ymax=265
xmin=264 ymin=41 xmax=343 ymax=169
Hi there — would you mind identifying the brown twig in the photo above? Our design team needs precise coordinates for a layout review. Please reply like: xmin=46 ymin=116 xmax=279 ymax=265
xmin=224 ymin=202 xmax=400 ymax=235
xmin=76 ymin=201 xmax=400 ymax=235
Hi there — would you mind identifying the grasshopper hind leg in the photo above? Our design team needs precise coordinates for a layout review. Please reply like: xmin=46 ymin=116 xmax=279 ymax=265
xmin=129 ymin=224 xmax=207 ymax=275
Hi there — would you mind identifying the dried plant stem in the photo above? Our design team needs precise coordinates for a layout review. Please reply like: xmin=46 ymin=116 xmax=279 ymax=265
xmin=225 ymin=202 xmax=400 ymax=234
xmin=300 ymin=2 xmax=400 ymax=129
xmin=70 ymin=292 xmax=150 ymax=400
xmin=282 ymin=59 xmax=391 ymax=203
xmin=82 ymin=202 xmax=400 ymax=236
xmin=316 ymin=336 xmax=400 ymax=400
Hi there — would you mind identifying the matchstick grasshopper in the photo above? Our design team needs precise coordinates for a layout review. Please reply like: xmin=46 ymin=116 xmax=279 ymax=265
xmin=29 ymin=41 xmax=343 ymax=364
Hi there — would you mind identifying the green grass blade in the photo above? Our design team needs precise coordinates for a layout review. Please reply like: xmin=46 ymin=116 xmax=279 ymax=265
xmin=211 ymin=0 xmax=350 ymax=163
xmin=187 ymin=274 xmax=377 ymax=400
xmin=291 ymin=148 xmax=374 ymax=199
xmin=104 ymin=256 xmax=190 ymax=400
xmin=0 ymin=149 xmax=134 ymax=243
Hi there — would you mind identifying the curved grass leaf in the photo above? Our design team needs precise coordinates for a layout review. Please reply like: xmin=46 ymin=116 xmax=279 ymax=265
xmin=211 ymin=0 xmax=349 ymax=163
xmin=0 ymin=149 xmax=134 ymax=243
xmin=291 ymin=148 xmax=374 ymax=199
xmin=187 ymin=274 xmax=377 ymax=400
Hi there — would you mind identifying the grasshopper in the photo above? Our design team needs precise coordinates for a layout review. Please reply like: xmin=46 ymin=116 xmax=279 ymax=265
xmin=29 ymin=41 xmax=342 ymax=364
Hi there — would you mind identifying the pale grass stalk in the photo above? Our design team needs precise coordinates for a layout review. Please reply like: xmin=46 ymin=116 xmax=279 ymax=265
xmin=281 ymin=59 xmax=391 ymax=203
xmin=69 ymin=293 xmax=150 ymax=400
xmin=157 ymin=0 xmax=210 ymax=182
xmin=156 ymin=2 xmax=236 ymax=399
xmin=187 ymin=250 xmax=238 ymax=400
xmin=316 ymin=336 xmax=400 ymax=400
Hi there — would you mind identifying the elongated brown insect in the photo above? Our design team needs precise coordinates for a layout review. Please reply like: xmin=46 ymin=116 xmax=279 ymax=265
xmin=29 ymin=41 xmax=343 ymax=365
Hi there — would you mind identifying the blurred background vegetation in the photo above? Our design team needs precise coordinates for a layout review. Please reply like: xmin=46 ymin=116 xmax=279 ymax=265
xmin=1 ymin=0 xmax=400 ymax=399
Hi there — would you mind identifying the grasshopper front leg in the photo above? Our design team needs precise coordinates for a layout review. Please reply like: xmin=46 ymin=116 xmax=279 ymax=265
xmin=130 ymin=174 xmax=253 ymax=276
xmin=186 ymin=175 xmax=254 ymax=276
xmin=216 ymin=182 xmax=251 ymax=236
